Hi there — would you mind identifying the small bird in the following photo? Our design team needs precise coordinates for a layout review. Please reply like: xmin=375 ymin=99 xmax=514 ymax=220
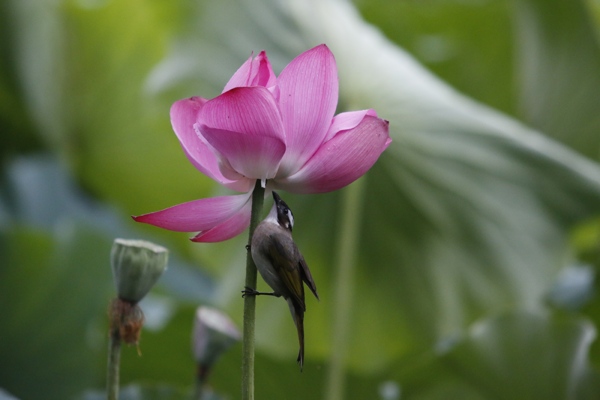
xmin=244 ymin=191 xmax=319 ymax=370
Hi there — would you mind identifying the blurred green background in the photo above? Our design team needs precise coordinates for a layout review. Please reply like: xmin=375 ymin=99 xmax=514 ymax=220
xmin=2 ymin=0 xmax=600 ymax=399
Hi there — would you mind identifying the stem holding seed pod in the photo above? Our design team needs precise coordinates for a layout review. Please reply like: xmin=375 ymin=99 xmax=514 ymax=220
xmin=106 ymin=239 xmax=168 ymax=400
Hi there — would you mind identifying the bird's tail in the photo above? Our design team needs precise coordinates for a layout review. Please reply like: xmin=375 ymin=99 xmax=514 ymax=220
xmin=287 ymin=299 xmax=305 ymax=371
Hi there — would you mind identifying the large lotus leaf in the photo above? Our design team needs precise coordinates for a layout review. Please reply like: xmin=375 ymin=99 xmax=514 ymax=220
xmin=358 ymin=0 xmax=517 ymax=116
xmin=0 ymin=226 xmax=113 ymax=399
xmin=440 ymin=311 xmax=600 ymax=400
xmin=3 ymin=0 xmax=600 ymax=392
xmin=1 ymin=0 xmax=214 ymax=232
xmin=0 ymin=157 xmax=116 ymax=398
xmin=514 ymin=0 xmax=600 ymax=159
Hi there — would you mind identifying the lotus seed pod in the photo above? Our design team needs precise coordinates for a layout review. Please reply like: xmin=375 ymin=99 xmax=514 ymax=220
xmin=110 ymin=239 xmax=168 ymax=303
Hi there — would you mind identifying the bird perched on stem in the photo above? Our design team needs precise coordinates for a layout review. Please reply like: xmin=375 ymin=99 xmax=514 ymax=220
xmin=244 ymin=191 xmax=319 ymax=370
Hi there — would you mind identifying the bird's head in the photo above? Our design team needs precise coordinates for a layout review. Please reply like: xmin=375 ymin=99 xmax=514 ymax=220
xmin=272 ymin=191 xmax=294 ymax=232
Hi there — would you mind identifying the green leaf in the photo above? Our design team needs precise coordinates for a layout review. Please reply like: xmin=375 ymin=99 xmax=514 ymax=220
xmin=357 ymin=0 xmax=516 ymax=116
xmin=0 ymin=226 xmax=113 ymax=399
xmin=2 ymin=0 xmax=212 ymax=226
xmin=514 ymin=0 xmax=600 ymax=159
xmin=440 ymin=311 xmax=600 ymax=400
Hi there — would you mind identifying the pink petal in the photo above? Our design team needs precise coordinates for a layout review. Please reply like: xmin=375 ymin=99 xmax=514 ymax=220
xmin=276 ymin=115 xmax=391 ymax=194
xmin=191 ymin=205 xmax=251 ymax=242
xmin=276 ymin=44 xmax=339 ymax=176
xmin=324 ymin=109 xmax=378 ymax=142
xmin=171 ymin=98 xmax=252 ymax=192
xmin=223 ymin=51 xmax=276 ymax=92
xmin=132 ymin=192 xmax=252 ymax=232
xmin=198 ymin=87 xmax=286 ymax=180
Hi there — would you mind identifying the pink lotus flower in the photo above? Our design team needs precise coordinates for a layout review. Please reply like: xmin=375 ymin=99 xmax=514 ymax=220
xmin=134 ymin=44 xmax=390 ymax=242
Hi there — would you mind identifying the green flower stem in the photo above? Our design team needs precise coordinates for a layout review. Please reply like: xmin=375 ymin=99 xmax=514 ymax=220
xmin=324 ymin=178 xmax=366 ymax=400
xmin=107 ymin=327 xmax=122 ymax=400
xmin=242 ymin=180 xmax=265 ymax=400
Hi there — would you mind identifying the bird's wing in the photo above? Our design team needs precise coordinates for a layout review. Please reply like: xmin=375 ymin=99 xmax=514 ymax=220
xmin=299 ymin=255 xmax=319 ymax=301
xmin=268 ymin=233 xmax=306 ymax=310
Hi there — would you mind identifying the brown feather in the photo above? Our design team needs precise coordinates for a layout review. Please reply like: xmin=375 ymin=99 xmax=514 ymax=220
xmin=267 ymin=233 xmax=307 ymax=309
xmin=299 ymin=256 xmax=319 ymax=300
xmin=288 ymin=299 xmax=305 ymax=371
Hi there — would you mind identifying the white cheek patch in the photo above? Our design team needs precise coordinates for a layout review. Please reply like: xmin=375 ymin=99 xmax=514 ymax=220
xmin=287 ymin=209 xmax=294 ymax=229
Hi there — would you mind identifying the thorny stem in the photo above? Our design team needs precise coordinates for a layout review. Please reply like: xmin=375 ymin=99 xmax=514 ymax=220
xmin=324 ymin=178 xmax=366 ymax=400
xmin=242 ymin=180 xmax=265 ymax=400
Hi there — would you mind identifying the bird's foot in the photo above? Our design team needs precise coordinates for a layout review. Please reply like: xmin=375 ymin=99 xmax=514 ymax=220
xmin=241 ymin=287 xmax=280 ymax=298
xmin=241 ymin=286 xmax=260 ymax=297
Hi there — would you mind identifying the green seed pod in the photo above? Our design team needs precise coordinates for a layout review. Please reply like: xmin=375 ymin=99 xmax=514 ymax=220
xmin=110 ymin=239 xmax=168 ymax=303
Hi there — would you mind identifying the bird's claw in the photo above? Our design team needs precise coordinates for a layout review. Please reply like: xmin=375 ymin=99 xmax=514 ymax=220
xmin=241 ymin=286 xmax=260 ymax=298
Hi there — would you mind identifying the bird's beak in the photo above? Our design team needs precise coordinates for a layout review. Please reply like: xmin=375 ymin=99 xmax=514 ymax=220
xmin=272 ymin=191 xmax=282 ymax=204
